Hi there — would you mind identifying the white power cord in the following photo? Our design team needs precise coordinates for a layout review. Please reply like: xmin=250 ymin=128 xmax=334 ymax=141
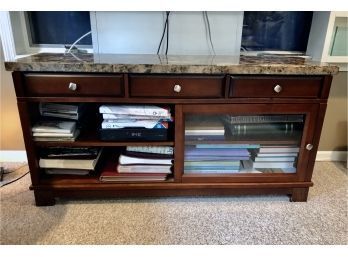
xmin=66 ymin=31 xmax=92 ymax=54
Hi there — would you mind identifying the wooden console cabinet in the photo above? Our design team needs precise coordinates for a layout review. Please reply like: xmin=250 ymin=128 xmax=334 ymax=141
xmin=9 ymin=61 xmax=334 ymax=206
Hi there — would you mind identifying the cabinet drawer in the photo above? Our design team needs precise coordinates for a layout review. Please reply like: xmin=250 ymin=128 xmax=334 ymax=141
xmin=129 ymin=75 xmax=225 ymax=98
xmin=23 ymin=73 xmax=124 ymax=97
xmin=230 ymin=76 xmax=322 ymax=98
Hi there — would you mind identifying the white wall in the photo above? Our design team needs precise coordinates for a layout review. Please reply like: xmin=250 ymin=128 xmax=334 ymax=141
xmin=0 ymin=35 xmax=25 ymax=150
xmin=91 ymin=11 xmax=243 ymax=55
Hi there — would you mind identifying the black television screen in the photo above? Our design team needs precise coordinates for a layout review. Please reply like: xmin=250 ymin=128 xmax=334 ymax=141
xmin=241 ymin=11 xmax=313 ymax=52
xmin=27 ymin=11 xmax=92 ymax=46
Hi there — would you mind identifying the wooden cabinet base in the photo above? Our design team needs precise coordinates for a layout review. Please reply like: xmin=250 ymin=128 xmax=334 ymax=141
xmin=290 ymin=188 xmax=309 ymax=202
xmin=33 ymin=190 xmax=56 ymax=206
xmin=32 ymin=186 xmax=311 ymax=206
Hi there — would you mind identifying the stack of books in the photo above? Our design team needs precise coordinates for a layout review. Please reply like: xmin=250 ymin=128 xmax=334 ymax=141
xmin=184 ymin=144 xmax=253 ymax=174
xmin=32 ymin=103 xmax=86 ymax=142
xmin=39 ymin=147 xmax=103 ymax=175
xmin=98 ymin=105 xmax=172 ymax=141
xmin=32 ymin=120 xmax=80 ymax=141
xmin=39 ymin=103 xmax=86 ymax=120
xmin=243 ymin=145 xmax=299 ymax=173
xmin=100 ymin=146 xmax=173 ymax=182
xmin=185 ymin=116 xmax=225 ymax=141
xmin=222 ymin=115 xmax=304 ymax=137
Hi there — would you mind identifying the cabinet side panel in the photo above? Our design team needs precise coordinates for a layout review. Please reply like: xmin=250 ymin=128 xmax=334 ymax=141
xmin=17 ymin=101 xmax=40 ymax=185
xmin=320 ymin=75 xmax=333 ymax=99
xmin=174 ymin=105 xmax=184 ymax=182
xmin=304 ymin=103 xmax=328 ymax=181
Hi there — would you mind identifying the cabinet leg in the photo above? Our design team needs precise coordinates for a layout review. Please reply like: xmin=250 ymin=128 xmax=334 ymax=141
xmin=34 ymin=190 xmax=56 ymax=206
xmin=290 ymin=188 xmax=309 ymax=202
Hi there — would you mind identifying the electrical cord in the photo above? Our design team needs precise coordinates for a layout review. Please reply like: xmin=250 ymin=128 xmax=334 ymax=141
xmin=0 ymin=164 xmax=29 ymax=188
xmin=204 ymin=11 xmax=216 ymax=55
xmin=1 ymin=172 xmax=29 ymax=187
xmin=66 ymin=31 xmax=92 ymax=54
xmin=157 ymin=11 xmax=170 ymax=55
xmin=2 ymin=164 xmax=28 ymax=174
xmin=165 ymin=11 xmax=170 ymax=55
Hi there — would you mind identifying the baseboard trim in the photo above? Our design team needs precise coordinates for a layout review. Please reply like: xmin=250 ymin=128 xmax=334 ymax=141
xmin=316 ymin=151 xmax=348 ymax=162
xmin=0 ymin=150 xmax=27 ymax=162
xmin=0 ymin=150 xmax=347 ymax=163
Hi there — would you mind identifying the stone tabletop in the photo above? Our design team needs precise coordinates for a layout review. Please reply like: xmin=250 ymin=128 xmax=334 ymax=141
xmin=4 ymin=53 xmax=339 ymax=75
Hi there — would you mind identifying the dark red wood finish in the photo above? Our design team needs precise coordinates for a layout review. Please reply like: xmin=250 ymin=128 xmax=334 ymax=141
xmin=11 ymin=72 xmax=333 ymax=205
xmin=129 ymin=75 xmax=225 ymax=98
xmin=230 ymin=76 xmax=323 ymax=98
xmin=23 ymin=73 xmax=124 ymax=97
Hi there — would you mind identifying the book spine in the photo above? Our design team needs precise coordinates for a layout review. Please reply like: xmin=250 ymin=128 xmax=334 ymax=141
xmin=126 ymin=146 xmax=174 ymax=155
xmin=224 ymin=115 xmax=304 ymax=124
xmin=227 ymin=123 xmax=302 ymax=135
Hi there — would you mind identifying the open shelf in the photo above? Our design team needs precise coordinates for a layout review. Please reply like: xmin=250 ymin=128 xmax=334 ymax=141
xmin=35 ymin=140 xmax=175 ymax=147
xmin=34 ymin=127 xmax=175 ymax=147
xmin=40 ymin=174 xmax=175 ymax=185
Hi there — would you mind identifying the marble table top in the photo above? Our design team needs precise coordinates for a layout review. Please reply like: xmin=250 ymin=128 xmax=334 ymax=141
xmin=5 ymin=53 xmax=339 ymax=75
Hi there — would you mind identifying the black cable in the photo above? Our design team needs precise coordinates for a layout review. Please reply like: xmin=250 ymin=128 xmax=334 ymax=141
xmin=204 ymin=11 xmax=215 ymax=55
xmin=157 ymin=12 xmax=170 ymax=55
xmin=1 ymin=171 xmax=29 ymax=187
xmin=0 ymin=167 xmax=4 ymax=181
xmin=165 ymin=11 xmax=170 ymax=55
xmin=3 ymin=164 xmax=28 ymax=174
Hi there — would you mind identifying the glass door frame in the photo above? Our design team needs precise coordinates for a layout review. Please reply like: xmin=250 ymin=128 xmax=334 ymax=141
xmin=174 ymin=103 xmax=319 ymax=183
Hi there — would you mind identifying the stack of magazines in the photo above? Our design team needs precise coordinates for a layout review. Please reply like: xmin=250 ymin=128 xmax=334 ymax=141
xmin=32 ymin=103 xmax=86 ymax=141
xmin=39 ymin=103 xmax=86 ymax=120
xmin=32 ymin=120 xmax=80 ymax=141
xmin=184 ymin=145 xmax=251 ymax=174
xmin=98 ymin=105 xmax=172 ymax=141
xmin=100 ymin=146 xmax=173 ymax=182
xmin=39 ymin=147 xmax=102 ymax=175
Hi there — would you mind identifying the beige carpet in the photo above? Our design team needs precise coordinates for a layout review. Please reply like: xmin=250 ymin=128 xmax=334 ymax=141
xmin=0 ymin=161 xmax=347 ymax=245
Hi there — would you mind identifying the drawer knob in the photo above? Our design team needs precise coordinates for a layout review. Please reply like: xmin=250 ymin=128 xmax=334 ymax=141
xmin=306 ymin=144 xmax=314 ymax=151
xmin=68 ymin=82 xmax=77 ymax=91
xmin=274 ymin=84 xmax=282 ymax=93
xmin=173 ymin=84 xmax=182 ymax=93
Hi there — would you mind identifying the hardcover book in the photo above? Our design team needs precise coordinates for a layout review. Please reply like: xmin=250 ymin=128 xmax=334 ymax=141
xmin=32 ymin=120 xmax=76 ymax=134
xmin=100 ymin=160 xmax=168 ymax=182
xmin=39 ymin=148 xmax=102 ymax=170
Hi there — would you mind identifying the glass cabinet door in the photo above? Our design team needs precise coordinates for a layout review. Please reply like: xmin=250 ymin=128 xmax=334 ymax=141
xmin=178 ymin=104 xmax=318 ymax=182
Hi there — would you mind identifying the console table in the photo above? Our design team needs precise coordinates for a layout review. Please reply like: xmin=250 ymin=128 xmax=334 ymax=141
xmin=5 ymin=53 xmax=338 ymax=206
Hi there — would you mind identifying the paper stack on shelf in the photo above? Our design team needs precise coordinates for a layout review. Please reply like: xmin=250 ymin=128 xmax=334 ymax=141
xmin=39 ymin=103 xmax=86 ymax=120
xmin=98 ymin=105 xmax=172 ymax=141
xmin=185 ymin=116 xmax=225 ymax=141
xmin=32 ymin=103 xmax=87 ymax=142
xmin=39 ymin=147 xmax=102 ymax=175
xmin=32 ymin=120 xmax=80 ymax=141
xmin=184 ymin=145 xmax=252 ymax=174
xmin=100 ymin=146 xmax=173 ymax=182
xmin=244 ymin=145 xmax=299 ymax=173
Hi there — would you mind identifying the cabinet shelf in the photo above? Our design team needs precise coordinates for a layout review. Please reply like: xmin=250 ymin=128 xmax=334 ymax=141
xmin=185 ymin=134 xmax=302 ymax=146
xmin=35 ymin=140 xmax=175 ymax=147
xmin=40 ymin=174 xmax=175 ymax=186
xmin=33 ymin=128 xmax=174 ymax=147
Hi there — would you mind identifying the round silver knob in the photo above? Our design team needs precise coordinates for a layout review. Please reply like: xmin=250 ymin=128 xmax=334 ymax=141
xmin=68 ymin=82 xmax=77 ymax=91
xmin=306 ymin=144 xmax=314 ymax=151
xmin=173 ymin=84 xmax=181 ymax=93
xmin=274 ymin=84 xmax=282 ymax=93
